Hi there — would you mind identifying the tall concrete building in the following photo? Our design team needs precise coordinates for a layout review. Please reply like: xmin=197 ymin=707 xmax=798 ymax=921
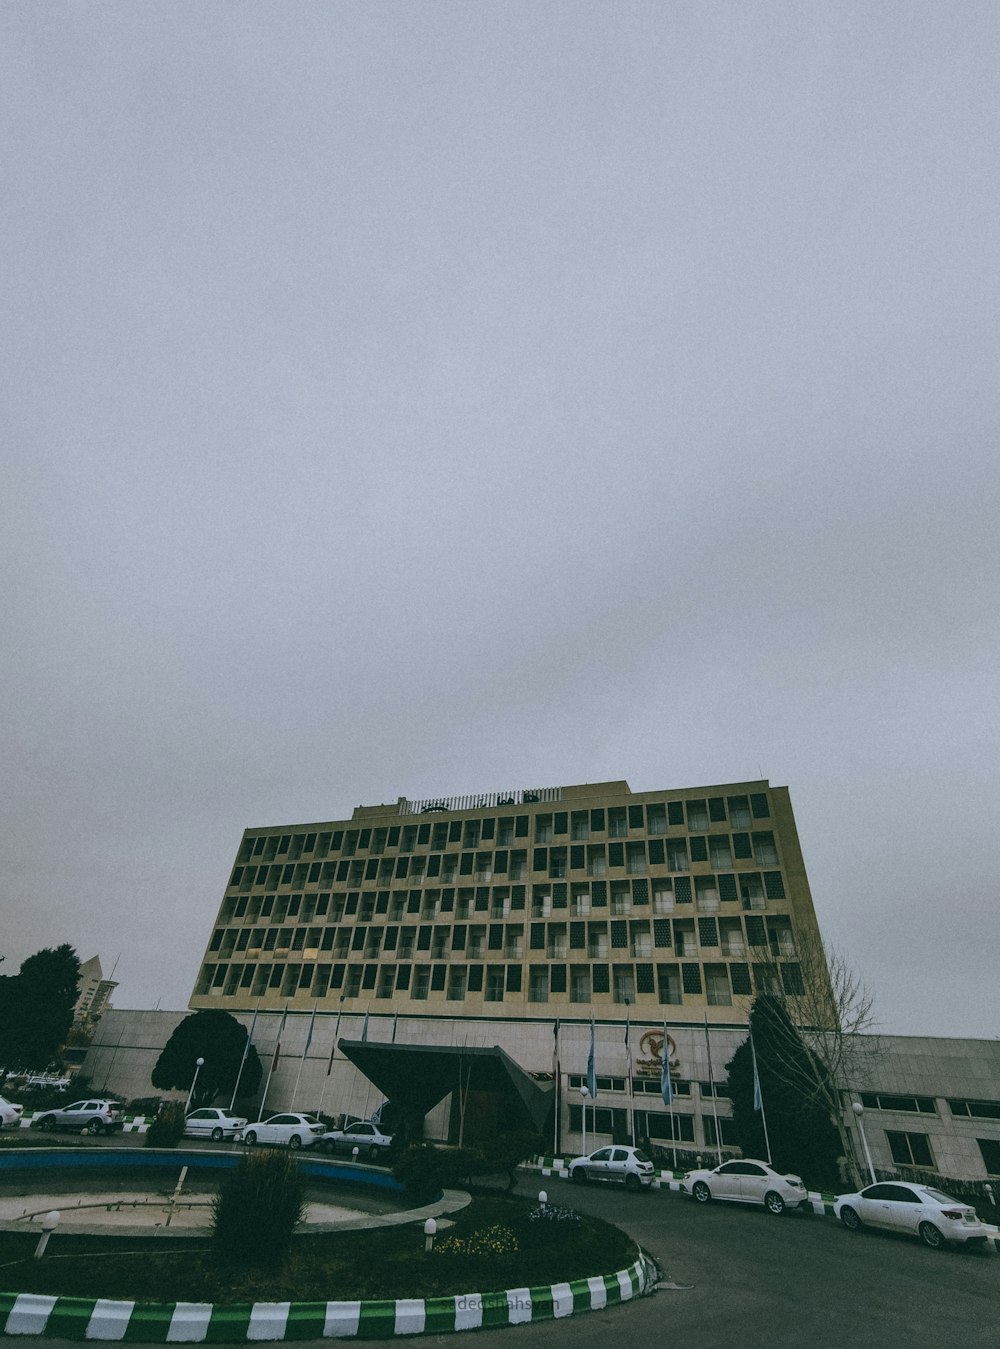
xmin=191 ymin=778 xmax=825 ymax=1027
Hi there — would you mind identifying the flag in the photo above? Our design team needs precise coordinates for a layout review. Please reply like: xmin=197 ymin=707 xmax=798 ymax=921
xmin=552 ymin=1017 xmax=560 ymax=1077
xmin=326 ymin=1008 xmax=343 ymax=1076
xmin=270 ymin=1040 xmax=281 ymax=1073
xmin=586 ymin=1019 xmax=598 ymax=1098
xmin=361 ymin=1011 xmax=369 ymax=1043
xmin=391 ymin=1010 xmax=398 ymax=1044
xmin=302 ymin=1006 xmax=317 ymax=1056
xmin=751 ymin=1034 xmax=763 ymax=1112
xmin=660 ymin=1026 xmax=674 ymax=1107
xmin=624 ymin=1004 xmax=633 ymax=1093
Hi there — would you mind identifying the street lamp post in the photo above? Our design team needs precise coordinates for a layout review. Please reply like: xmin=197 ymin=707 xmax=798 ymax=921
xmin=852 ymin=1102 xmax=876 ymax=1185
xmin=186 ymin=1058 xmax=205 ymax=1115
xmin=579 ymin=1085 xmax=590 ymax=1155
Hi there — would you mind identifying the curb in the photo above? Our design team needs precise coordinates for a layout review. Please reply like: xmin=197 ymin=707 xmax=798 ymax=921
xmin=0 ymin=1255 xmax=656 ymax=1341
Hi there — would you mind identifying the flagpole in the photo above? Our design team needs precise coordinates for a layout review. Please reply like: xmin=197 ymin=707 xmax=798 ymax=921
xmin=750 ymin=1031 xmax=773 ymax=1165
xmin=229 ymin=1004 xmax=259 ymax=1111
xmin=317 ymin=1000 xmax=345 ymax=1119
xmin=291 ymin=1005 xmax=317 ymax=1107
xmin=552 ymin=1018 xmax=560 ymax=1158
xmin=259 ymin=1001 xmax=288 ymax=1120
xmin=661 ymin=1024 xmax=677 ymax=1173
xmin=704 ymin=1011 xmax=722 ymax=1165
xmin=624 ymin=1001 xmax=635 ymax=1147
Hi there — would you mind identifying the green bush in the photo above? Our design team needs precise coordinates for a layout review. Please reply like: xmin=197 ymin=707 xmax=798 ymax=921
xmin=144 ymin=1101 xmax=186 ymax=1149
xmin=212 ymin=1149 xmax=305 ymax=1265
xmin=393 ymin=1143 xmax=450 ymax=1201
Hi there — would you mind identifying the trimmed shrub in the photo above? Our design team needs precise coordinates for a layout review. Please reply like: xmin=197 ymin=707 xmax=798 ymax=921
xmin=144 ymin=1101 xmax=186 ymax=1149
xmin=212 ymin=1149 xmax=304 ymax=1265
xmin=393 ymin=1143 xmax=450 ymax=1201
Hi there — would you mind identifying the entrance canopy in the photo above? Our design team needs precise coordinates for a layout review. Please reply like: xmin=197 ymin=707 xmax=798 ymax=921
xmin=337 ymin=1040 xmax=554 ymax=1135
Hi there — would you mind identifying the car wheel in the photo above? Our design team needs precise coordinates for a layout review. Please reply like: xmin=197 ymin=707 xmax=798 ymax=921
xmin=288 ymin=1134 xmax=302 ymax=1150
xmin=571 ymin=1167 xmax=588 ymax=1185
xmin=86 ymin=1120 xmax=103 ymax=1136
xmin=368 ymin=1145 xmax=381 ymax=1162
xmin=764 ymin=1191 xmax=785 ymax=1216
xmin=919 ymin=1222 xmax=945 ymax=1250
xmin=323 ymin=1139 xmax=337 ymax=1154
xmin=625 ymin=1173 xmax=641 ymax=1193
xmin=692 ymin=1181 xmax=711 ymax=1204
xmin=39 ymin=1116 xmax=57 ymax=1131
xmin=244 ymin=1130 xmax=257 ymax=1146
xmin=839 ymin=1206 xmax=862 ymax=1231
xmin=211 ymin=1127 xmax=224 ymax=1142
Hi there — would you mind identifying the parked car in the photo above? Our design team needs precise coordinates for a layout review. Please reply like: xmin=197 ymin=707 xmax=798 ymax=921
xmin=681 ymin=1159 xmax=808 ymax=1214
xmin=0 ymin=1095 xmax=24 ymax=1129
xmin=320 ymin=1120 xmax=394 ymax=1160
xmin=32 ymin=1099 xmax=124 ymax=1136
xmin=26 ymin=1076 xmax=70 ymax=1091
xmin=183 ymin=1107 xmax=248 ymax=1141
xmin=569 ymin=1145 xmax=655 ymax=1191
xmin=238 ymin=1113 xmax=325 ymax=1149
xmin=834 ymin=1181 xmax=991 ymax=1250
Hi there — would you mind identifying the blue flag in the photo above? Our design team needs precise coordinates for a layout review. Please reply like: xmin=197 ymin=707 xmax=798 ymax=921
xmin=751 ymin=1034 xmax=763 ymax=1112
xmin=660 ymin=1026 xmax=674 ymax=1106
xmin=586 ymin=1020 xmax=598 ymax=1099
xmin=361 ymin=1011 xmax=369 ymax=1043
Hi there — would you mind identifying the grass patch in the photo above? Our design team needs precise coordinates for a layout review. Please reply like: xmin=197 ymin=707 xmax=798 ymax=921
xmin=0 ymin=1196 xmax=637 ymax=1302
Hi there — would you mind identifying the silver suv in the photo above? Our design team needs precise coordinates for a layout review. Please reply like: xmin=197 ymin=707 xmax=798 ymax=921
xmin=34 ymin=1099 xmax=124 ymax=1136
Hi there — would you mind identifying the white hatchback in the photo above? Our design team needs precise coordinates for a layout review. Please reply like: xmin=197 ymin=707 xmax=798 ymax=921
xmin=682 ymin=1159 xmax=808 ymax=1214
xmin=835 ymin=1181 xmax=991 ymax=1250
xmin=238 ymin=1113 xmax=325 ymax=1149
xmin=569 ymin=1145 xmax=655 ymax=1191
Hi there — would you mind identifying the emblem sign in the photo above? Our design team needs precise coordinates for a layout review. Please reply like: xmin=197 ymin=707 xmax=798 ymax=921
xmin=635 ymin=1029 xmax=681 ymax=1079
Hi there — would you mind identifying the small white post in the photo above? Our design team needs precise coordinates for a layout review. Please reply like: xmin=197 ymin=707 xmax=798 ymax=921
xmin=423 ymin=1218 xmax=436 ymax=1253
xmin=34 ymin=1211 xmax=60 ymax=1259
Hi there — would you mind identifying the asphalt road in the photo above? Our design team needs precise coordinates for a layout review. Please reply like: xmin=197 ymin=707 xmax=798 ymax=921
xmin=16 ymin=1143 xmax=998 ymax=1348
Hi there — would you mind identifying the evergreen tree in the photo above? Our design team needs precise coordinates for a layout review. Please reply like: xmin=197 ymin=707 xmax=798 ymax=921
xmin=726 ymin=995 xmax=843 ymax=1192
xmin=152 ymin=1009 xmax=262 ymax=1108
xmin=0 ymin=945 xmax=81 ymax=1078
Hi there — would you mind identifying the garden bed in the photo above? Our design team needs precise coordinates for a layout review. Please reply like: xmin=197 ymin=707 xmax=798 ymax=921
xmin=0 ymin=1195 xmax=637 ymax=1305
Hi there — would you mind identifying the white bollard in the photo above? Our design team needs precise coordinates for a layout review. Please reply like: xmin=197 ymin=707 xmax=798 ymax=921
xmin=34 ymin=1211 xmax=60 ymax=1259
xmin=424 ymin=1218 xmax=437 ymax=1253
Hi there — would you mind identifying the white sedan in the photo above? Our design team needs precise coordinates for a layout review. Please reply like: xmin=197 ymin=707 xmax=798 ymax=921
xmin=0 ymin=1095 xmax=24 ymax=1129
xmin=682 ymin=1159 xmax=808 ymax=1214
xmin=320 ymin=1121 xmax=394 ymax=1160
xmin=835 ymin=1181 xmax=991 ymax=1250
xmin=183 ymin=1107 xmax=247 ymax=1141
xmin=238 ymin=1113 xmax=325 ymax=1149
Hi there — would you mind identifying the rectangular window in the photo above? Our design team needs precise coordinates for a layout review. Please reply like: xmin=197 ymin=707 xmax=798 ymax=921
xmin=886 ymin=1131 xmax=934 ymax=1168
xmin=977 ymin=1138 xmax=1000 ymax=1175
xmin=529 ymin=966 xmax=549 ymax=1002
xmin=752 ymin=831 xmax=778 ymax=865
xmin=947 ymin=1098 xmax=1000 ymax=1120
xmin=666 ymin=840 xmax=689 ymax=872
xmin=571 ymin=812 xmax=589 ymax=841
xmin=861 ymin=1093 xmax=937 ymax=1115
xmin=708 ymin=835 xmax=732 ymax=868
xmin=705 ymin=964 xmax=732 ymax=1006
xmin=613 ymin=965 xmax=634 ymax=1003
xmin=655 ymin=960 xmax=677 ymax=1003
xmin=685 ymin=799 xmax=709 ymax=832
xmin=485 ymin=967 xmax=505 ymax=1002
xmin=570 ymin=965 xmax=591 ymax=1002
xmin=689 ymin=836 xmax=708 ymax=863
xmin=681 ymin=962 xmax=702 ymax=995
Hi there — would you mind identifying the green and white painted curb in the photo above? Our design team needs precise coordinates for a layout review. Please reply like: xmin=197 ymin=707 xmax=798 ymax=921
xmin=0 ymin=1254 xmax=656 ymax=1340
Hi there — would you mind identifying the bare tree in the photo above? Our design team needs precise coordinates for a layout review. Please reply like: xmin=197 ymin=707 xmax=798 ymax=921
xmin=743 ymin=930 xmax=882 ymax=1185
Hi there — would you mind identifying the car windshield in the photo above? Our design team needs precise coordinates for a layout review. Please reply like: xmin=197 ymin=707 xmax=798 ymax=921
xmin=633 ymin=1149 xmax=652 ymax=1164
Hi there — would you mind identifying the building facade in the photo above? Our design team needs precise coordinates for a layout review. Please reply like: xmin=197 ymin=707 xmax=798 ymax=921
xmin=191 ymin=778 xmax=825 ymax=1026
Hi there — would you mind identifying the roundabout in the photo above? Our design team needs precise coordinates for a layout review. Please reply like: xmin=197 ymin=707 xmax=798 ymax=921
xmin=0 ymin=1150 xmax=653 ymax=1340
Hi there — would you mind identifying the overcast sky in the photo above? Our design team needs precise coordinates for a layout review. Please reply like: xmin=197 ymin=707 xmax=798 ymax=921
xmin=2 ymin=3 xmax=997 ymax=1040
